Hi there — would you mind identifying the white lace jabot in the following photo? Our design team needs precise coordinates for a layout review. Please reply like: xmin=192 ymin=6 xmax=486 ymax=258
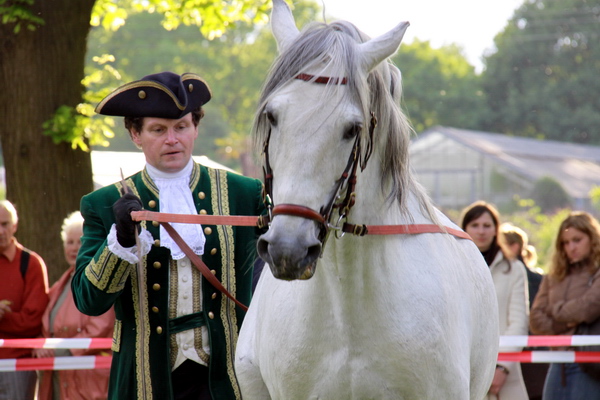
xmin=146 ymin=159 xmax=205 ymax=259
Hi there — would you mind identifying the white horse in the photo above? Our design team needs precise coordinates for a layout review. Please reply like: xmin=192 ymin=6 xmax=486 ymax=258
xmin=235 ymin=1 xmax=499 ymax=398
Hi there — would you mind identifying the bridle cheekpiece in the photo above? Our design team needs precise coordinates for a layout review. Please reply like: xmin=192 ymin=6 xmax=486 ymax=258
xmin=261 ymin=73 xmax=377 ymax=253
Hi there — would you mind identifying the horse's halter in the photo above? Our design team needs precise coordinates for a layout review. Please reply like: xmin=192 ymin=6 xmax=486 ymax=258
xmin=262 ymin=73 xmax=377 ymax=252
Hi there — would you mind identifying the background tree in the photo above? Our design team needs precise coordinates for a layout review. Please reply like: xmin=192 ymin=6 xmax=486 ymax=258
xmin=0 ymin=0 xmax=269 ymax=283
xmin=390 ymin=40 xmax=484 ymax=133
xmin=480 ymin=0 xmax=600 ymax=143
xmin=86 ymin=1 xmax=327 ymax=175
xmin=529 ymin=176 xmax=572 ymax=213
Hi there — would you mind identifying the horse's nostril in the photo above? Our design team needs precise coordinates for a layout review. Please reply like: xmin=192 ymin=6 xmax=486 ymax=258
xmin=257 ymin=238 xmax=270 ymax=262
xmin=306 ymin=243 xmax=322 ymax=264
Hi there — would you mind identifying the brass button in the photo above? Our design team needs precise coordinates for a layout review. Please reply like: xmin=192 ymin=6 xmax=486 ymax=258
xmin=208 ymin=312 xmax=215 ymax=319
xmin=153 ymin=261 xmax=161 ymax=269
xmin=210 ymin=248 xmax=217 ymax=255
xmin=211 ymin=293 xmax=217 ymax=299
xmin=199 ymin=209 xmax=207 ymax=215
xmin=156 ymin=326 xmax=163 ymax=334
xmin=148 ymin=200 xmax=157 ymax=208
xmin=211 ymin=269 xmax=216 ymax=275
xmin=152 ymin=220 xmax=159 ymax=227
xmin=152 ymin=306 xmax=159 ymax=313
xmin=153 ymin=283 xmax=160 ymax=291
xmin=204 ymin=227 xmax=212 ymax=235
xmin=138 ymin=90 xmax=146 ymax=99
xmin=188 ymin=83 xmax=194 ymax=92
xmin=154 ymin=239 xmax=161 ymax=247
xmin=198 ymin=192 xmax=206 ymax=200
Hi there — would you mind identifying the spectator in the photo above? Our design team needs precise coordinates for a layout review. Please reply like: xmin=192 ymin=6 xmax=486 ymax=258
xmin=0 ymin=200 xmax=49 ymax=400
xmin=460 ymin=201 xmax=529 ymax=400
xmin=500 ymin=223 xmax=544 ymax=305
xmin=530 ymin=211 xmax=600 ymax=399
xmin=71 ymin=72 xmax=265 ymax=399
xmin=500 ymin=222 xmax=548 ymax=400
xmin=34 ymin=211 xmax=115 ymax=400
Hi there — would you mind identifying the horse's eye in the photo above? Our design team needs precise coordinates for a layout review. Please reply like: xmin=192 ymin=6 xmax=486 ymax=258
xmin=265 ymin=111 xmax=277 ymax=127
xmin=343 ymin=123 xmax=362 ymax=140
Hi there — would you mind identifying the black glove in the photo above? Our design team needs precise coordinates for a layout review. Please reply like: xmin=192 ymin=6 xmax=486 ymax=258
xmin=112 ymin=193 xmax=143 ymax=247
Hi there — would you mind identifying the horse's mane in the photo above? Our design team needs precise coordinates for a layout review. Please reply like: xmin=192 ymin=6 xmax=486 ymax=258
xmin=254 ymin=19 xmax=438 ymax=222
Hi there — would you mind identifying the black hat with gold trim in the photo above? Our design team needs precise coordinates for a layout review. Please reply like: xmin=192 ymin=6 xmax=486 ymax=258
xmin=95 ymin=72 xmax=211 ymax=119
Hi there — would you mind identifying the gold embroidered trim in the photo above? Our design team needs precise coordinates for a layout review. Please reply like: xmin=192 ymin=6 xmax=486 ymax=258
xmin=85 ymin=247 xmax=121 ymax=291
xmin=209 ymin=168 xmax=241 ymax=400
xmin=131 ymin=249 xmax=152 ymax=399
xmin=112 ymin=319 xmax=122 ymax=352
xmin=141 ymin=169 xmax=159 ymax=198
xmin=192 ymin=260 xmax=210 ymax=364
xmin=169 ymin=259 xmax=179 ymax=368
xmin=189 ymin=163 xmax=200 ymax=189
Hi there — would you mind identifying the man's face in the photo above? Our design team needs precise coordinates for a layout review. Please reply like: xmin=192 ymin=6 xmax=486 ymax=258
xmin=0 ymin=206 xmax=17 ymax=252
xmin=131 ymin=113 xmax=198 ymax=173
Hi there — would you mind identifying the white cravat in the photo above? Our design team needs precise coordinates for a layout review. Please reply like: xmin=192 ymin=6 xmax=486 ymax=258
xmin=146 ymin=159 xmax=205 ymax=258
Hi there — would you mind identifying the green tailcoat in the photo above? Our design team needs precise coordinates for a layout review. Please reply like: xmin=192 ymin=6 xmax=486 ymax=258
xmin=72 ymin=163 xmax=264 ymax=400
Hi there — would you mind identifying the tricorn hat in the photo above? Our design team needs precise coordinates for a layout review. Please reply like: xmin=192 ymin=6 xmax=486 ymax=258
xmin=95 ymin=72 xmax=212 ymax=119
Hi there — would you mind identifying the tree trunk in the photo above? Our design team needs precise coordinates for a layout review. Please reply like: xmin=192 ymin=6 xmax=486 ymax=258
xmin=0 ymin=0 xmax=97 ymax=284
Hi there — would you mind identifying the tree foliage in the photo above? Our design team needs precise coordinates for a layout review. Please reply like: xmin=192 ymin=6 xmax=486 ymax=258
xmin=530 ymin=176 xmax=572 ymax=213
xmin=86 ymin=0 xmax=320 ymax=173
xmin=503 ymin=198 xmax=572 ymax=271
xmin=480 ymin=0 xmax=600 ymax=143
xmin=0 ymin=0 xmax=269 ymax=284
xmin=391 ymin=40 xmax=485 ymax=133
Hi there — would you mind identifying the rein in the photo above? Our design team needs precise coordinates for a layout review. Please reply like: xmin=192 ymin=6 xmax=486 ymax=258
xmin=128 ymin=73 xmax=471 ymax=309
xmin=258 ymin=73 xmax=470 ymax=250
xmin=131 ymin=210 xmax=472 ymax=242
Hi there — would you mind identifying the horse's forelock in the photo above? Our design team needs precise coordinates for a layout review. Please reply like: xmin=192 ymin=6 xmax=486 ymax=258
xmin=253 ymin=21 xmax=364 ymax=151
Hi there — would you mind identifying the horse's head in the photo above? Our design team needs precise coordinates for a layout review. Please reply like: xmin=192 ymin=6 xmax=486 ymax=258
xmin=256 ymin=0 xmax=410 ymax=280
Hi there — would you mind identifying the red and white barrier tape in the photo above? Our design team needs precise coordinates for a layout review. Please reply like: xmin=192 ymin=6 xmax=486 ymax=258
xmin=499 ymin=351 xmax=600 ymax=363
xmin=2 ymin=336 xmax=600 ymax=371
xmin=499 ymin=335 xmax=600 ymax=348
xmin=0 ymin=338 xmax=112 ymax=349
xmin=0 ymin=356 xmax=111 ymax=372
xmin=10 ymin=336 xmax=600 ymax=349
xmin=2 ymin=351 xmax=600 ymax=372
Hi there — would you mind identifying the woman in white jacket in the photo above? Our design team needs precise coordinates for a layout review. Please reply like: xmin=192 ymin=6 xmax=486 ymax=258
xmin=461 ymin=201 xmax=529 ymax=400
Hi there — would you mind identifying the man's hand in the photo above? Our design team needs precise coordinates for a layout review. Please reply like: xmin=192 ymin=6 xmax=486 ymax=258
xmin=113 ymin=193 xmax=143 ymax=247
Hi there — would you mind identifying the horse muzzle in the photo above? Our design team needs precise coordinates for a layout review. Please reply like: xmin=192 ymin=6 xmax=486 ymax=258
xmin=257 ymin=209 xmax=323 ymax=280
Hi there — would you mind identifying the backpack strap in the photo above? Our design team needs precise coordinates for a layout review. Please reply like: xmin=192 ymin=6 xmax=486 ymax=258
xmin=20 ymin=248 xmax=31 ymax=280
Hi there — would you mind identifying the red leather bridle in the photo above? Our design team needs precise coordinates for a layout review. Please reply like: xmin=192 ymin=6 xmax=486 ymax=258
xmin=260 ymin=73 xmax=472 ymax=246
xmin=262 ymin=73 xmax=376 ymax=249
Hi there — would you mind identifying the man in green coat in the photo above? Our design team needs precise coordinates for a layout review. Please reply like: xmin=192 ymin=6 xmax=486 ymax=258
xmin=72 ymin=72 xmax=265 ymax=399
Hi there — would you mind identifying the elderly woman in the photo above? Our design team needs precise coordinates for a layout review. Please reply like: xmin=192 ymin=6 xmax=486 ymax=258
xmin=460 ymin=201 xmax=529 ymax=400
xmin=34 ymin=211 xmax=115 ymax=400
xmin=530 ymin=211 xmax=600 ymax=399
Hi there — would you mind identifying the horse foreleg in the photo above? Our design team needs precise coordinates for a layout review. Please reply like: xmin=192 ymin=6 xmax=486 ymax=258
xmin=235 ymin=313 xmax=271 ymax=399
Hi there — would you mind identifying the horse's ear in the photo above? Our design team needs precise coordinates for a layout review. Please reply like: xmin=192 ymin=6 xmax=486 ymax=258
xmin=271 ymin=0 xmax=300 ymax=53
xmin=357 ymin=21 xmax=410 ymax=73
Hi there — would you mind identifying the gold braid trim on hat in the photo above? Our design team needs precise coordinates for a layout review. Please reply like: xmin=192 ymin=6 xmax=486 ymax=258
xmin=96 ymin=81 xmax=187 ymax=113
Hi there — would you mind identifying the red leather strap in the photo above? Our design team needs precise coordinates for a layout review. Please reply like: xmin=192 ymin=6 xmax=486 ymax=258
xmin=160 ymin=222 xmax=248 ymax=312
xmin=272 ymin=204 xmax=326 ymax=225
xmin=296 ymin=73 xmax=348 ymax=85
xmin=131 ymin=210 xmax=263 ymax=227
xmin=342 ymin=223 xmax=472 ymax=240
xmin=132 ymin=211 xmax=471 ymax=241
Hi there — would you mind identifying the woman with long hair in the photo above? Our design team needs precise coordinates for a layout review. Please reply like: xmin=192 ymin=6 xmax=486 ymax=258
xmin=460 ymin=201 xmax=529 ymax=400
xmin=530 ymin=211 xmax=600 ymax=399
